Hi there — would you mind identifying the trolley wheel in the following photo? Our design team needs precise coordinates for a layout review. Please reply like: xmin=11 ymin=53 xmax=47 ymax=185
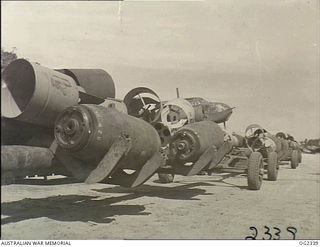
xmin=267 ymin=151 xmax=278 ymax=181
xmin=291 ymin=150 xmax=299 ymax=169
xmin=247 ymin=152 xmax=264 ymax=190
xmin=298 ymin=150 xmax=302 ymax=163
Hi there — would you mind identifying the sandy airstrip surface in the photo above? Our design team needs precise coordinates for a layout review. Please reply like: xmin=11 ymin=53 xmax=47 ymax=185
xmin=1 ymin=154 xmax=319 ymax=240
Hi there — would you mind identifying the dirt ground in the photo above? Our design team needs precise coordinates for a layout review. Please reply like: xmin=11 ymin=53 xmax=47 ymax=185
xmin=1 ymin=153 xmax=319 ymax=240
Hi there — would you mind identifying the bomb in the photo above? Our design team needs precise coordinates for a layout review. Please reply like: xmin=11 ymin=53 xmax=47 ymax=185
xmin=54 ymin=104 xmax=164 ymax=187
xmin=169 ymin=121 xmax=225 ymax=163
xmin=166 ymin=121 xmax=226 ymax=176
xmin=1 ymin=59 xmax=117 ymax=181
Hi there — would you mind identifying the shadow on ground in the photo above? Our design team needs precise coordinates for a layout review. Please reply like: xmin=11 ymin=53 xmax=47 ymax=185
xmin=1 ymin=194 xmax=149 ymax=225
xmin=94 ymin=174 xmax=249 ymax=198
xmin=94 ymin=182 xmax=214 ymax=200
xmin=1 ymin=173 xmax=251 ymax=225
xmin=1 ymin=181 xmax=217 ymax=225
xmin=207 ymin=172 xmax=249 ymax=189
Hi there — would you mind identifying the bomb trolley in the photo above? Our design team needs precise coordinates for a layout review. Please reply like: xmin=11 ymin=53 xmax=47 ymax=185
xmin=156 ymin=122 xmax=281 ymax=190
xmin=275 ymin=132 xmax=302 ymax=169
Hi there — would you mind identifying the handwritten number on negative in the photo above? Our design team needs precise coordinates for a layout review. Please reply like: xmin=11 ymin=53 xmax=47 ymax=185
xmin=287 ymin=226 xmax=297 ymax=240
xmin=262 ymin=226 xmax=272 ymax=240
xmin=245 ymin=226 xmax=258 ymax=240
xmin=245 ymin=226 xmax=297 ymax=240
xmin=273 ymin=227 xmax=281 ymax=240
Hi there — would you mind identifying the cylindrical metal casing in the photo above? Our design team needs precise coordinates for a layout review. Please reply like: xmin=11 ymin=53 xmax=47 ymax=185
xmin=54 ymin=104 xmax=161 ymax=170
xmin=99 ymin=99 xmax=128 ymax=114
xmin=265 ymin=133 xmax=282 ymax=153
xmin=192 ymin=104 xmax=205 ymax=122
xmin=1 ymin=145 xmax=54 ymax=171
xmin=280 ymin=138 xmax=289 ymax=152
xmin=56 ymin=69 xmax=115 ymax=99
xmin=184 ymin=98 xmax=205 ymax=122
xmin=161 ymin=98 xmax=195 ymax=125
xmin=2 ymin=59 xmax=79 ymax=127
xmin=169 ymin=121 xmax=224 ymax=162
xmin=230 ymin=133 xmax=245 ymax=147
xmin=1 ymin=145 xmax=70 ymax=179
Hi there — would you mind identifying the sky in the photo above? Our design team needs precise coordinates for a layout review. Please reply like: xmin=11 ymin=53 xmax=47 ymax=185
xmin=1 ymin=0 xmax=319 ymax=140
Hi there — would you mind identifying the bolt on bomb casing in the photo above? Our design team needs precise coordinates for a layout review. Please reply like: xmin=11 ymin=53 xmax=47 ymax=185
xmin=169 ymin=121 xmax=225 ymax=163
xmin=54 ymin=104 xmax=163 ymax=187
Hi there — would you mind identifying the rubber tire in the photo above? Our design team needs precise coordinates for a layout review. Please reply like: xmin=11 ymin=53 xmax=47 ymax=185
xmin=267 ymin=151 xmax=278 ymax=181
xmin=247 ymin=152 xmax=264 ymax=190
xmin=291 ymin=150 xmax=299 ymax=169
xmin=298 ymin=150 xmax=302 ymax=163
xmin=157 ymin=173 xmax=174 ymax=183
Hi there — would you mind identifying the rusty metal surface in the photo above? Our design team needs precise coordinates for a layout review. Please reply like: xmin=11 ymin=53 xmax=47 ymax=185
xmin=2 ymin=59 xmax=79 ymax=127
xmin=56 ymin=69 xmax=115 ymax=99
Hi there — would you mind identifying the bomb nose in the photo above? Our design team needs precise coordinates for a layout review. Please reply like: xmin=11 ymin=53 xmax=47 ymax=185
xmin=177 ymin=141 xmax=188 ymax=151
xmin=54 ymin=106 xmax=92 ymax=151
xmin=64 ymin=119 xmax=79 ymax=135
